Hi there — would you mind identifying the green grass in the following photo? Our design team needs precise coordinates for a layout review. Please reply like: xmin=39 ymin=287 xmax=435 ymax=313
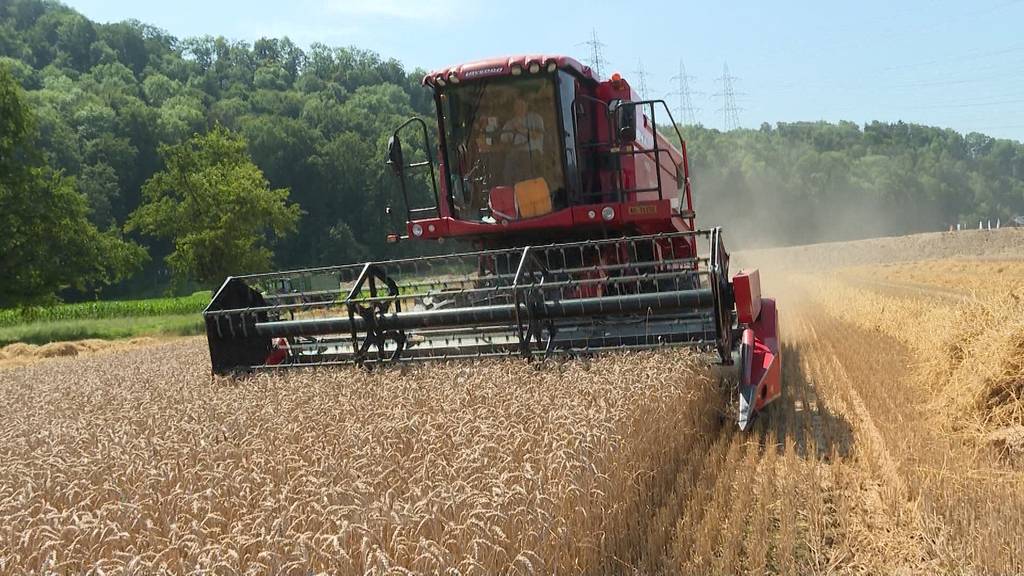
xmin=0 ymin=314 xmax=205 ymax=346
xmin=0 ymin=293 xmax=211 ymax=346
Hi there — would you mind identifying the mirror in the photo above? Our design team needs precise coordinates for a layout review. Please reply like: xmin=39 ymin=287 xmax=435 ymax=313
xmin=386 ymin=135 xmax=404 ymax=175
xmin=616 ymin=104 xmax=637 ymax=143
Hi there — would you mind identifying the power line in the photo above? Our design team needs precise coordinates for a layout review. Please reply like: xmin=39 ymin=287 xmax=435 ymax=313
xmin=881 ymin=40 xmax=1024 ymax=72
xmin=632 ymin=59 xmax=650 ymax=98
xmin=713 ymin=62 xmax=743 ymax=131
xmin=577 ymin=28 xmax=608 ymax=80
xmin=668 ymin=59 xmax=700 ymax=126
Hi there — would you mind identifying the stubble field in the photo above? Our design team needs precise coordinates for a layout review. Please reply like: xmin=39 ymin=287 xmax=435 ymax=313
xmin=2 ymin=228 xmax=1023 ymax=575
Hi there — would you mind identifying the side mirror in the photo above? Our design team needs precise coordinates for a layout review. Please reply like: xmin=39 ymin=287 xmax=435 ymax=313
xmin=386 ymin=135 xmax=404 ymax=175
xmin=616 ymin=104 xmax=637 ymax=143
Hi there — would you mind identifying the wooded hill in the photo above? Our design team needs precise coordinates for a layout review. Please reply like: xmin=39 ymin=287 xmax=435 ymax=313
xmin=2 ymin=0 xmax=1022 ymax=304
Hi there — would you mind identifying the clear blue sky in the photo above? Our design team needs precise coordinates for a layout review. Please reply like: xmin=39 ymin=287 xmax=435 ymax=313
xmin=64 ymin=0 xmax=1024 ymax=141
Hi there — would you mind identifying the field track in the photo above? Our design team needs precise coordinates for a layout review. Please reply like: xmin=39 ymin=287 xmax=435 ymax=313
xmin=2 ymin=229 xmax=1024 ymax=574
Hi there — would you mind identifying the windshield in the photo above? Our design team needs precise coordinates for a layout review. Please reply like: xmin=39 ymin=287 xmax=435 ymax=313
xmin=440 ymin=76 xmax=565 ymax=222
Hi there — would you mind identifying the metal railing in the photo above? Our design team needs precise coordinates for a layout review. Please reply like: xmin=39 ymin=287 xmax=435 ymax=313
xmin=387 ymin=117 xmax=440 ymax=222
xmin=571 ymin=97 xmax=686 ymax=205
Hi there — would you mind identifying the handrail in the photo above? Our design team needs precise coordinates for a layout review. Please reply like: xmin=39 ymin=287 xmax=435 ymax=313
xmin=608 ymin=98 xmax=685 ymax=202
xmin=389 ymin=117 xmax=440 ymax=222
xmin=571 ymin=96 xmax=687 ymax=205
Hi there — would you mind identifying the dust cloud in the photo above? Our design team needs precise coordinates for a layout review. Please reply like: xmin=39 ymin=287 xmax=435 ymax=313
xmin=691 ymin=172 xmax=941 ymax=251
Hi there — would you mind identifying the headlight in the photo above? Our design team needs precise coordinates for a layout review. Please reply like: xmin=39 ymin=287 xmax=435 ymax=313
xmin=528 ymin=62 xmax=540 ymax=74
xmin=547 ymin=61 xmax=556 ymax=73
xmin=511 ymin=65 xmax=523 ymax=76
xmin=601 ymin=206 xmax=615 ymax=221
xmin=412 ymin=223 xmax=424 ymax=237
xmin=435 ymin=76 xmax=446 ymax=87
xmin=448 ymin=73 xmax=459 ymax=84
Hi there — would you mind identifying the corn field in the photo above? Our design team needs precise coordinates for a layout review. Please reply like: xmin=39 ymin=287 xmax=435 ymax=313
xmin=0 ymin=293 xmax=209 ymax=327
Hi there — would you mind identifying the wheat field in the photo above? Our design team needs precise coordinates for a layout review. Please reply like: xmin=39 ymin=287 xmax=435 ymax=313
xmin=751 ymin=235 xmax=1024 ymax=574
xmin=0 ymin=344 xmax=719 ymax=574
xmin=3 ymin=229 xmax=1024 ymax=575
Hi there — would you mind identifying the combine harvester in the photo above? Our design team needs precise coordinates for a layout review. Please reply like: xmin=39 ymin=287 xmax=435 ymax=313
xmin=204 ymin=55 xmax=781 ymax=429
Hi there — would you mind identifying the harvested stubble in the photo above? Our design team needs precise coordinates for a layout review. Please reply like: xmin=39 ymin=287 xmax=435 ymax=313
xmin=0 ymin=339 xmax=716 ymax=574
xmin=793 ymin=267 xmax=1024 ymax=435
xmin=786 ymin=268 xmax=1024 ymax=572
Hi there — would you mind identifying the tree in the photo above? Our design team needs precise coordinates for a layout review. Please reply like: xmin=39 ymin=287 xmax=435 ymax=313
xmin=0 ymin=64 xmax=145 ymax=306
xmin=155 ymin=94 xmax=204 ymax=143
xmin=6 ymin=0 xmax=1024 ymax=294
xmin=54 ymin=12 xmax=97 ymax=71
xmin=141 ymin=72 xmax=181 ymax=106
xmin=127 ymin=125 xmax=301 ymax=287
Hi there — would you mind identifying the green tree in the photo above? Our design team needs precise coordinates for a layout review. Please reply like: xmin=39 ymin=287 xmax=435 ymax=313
xmin=54 ymin=12 xmax=97 ymax=71
xmin=155 ymin=94 xmax=205 ymax=143
xmin=141 ymin=72 xmax=181 ymax=106
xmin=127 ymin=125 xmax=302 ymax=287
xmin=0 ymin=64 xmax=145 ymax=306
xmin=5 ymin=0 xmax=1024 ymax=287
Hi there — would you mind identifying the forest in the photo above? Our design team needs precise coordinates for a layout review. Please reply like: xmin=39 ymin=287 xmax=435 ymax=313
xmin=2 ymin=0 xmax=1023 ymax=305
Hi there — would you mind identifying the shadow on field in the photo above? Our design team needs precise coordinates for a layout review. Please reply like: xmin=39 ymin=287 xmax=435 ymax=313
xmin=754 ymin=342 xmax=855 ymax=461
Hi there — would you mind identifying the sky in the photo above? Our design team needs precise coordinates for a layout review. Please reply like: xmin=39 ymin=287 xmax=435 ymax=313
xmin=63 ymin=0 xmax=1024 ymax=141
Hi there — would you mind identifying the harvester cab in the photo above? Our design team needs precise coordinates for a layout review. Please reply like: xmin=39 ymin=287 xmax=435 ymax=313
xmin=204 ymin=55 xmax=782 ymax=430
xmin=385 ymin=56 xmax=696 ymax=247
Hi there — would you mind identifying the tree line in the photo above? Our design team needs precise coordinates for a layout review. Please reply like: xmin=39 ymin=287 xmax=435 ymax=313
xmin=1 ymin=0 xmax=435 ymax=307
xmin=681 ymin=121 xmax=1024 ymax=247
xmin=2 ymin=0 xmax=1023 ymax=306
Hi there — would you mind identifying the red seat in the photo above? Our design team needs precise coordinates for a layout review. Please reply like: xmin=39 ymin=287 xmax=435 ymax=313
xmin=488 ymin=186 xmax=517 ymax=221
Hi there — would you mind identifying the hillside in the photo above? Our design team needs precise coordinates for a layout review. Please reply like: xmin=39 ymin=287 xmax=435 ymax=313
xmin=2 ymin=0 xmax=1024 ymax=303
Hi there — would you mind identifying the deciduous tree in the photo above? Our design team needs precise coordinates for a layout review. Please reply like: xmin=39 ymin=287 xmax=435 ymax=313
xmin=0 ymin=65 xmax=145 ymax=306
xmin=127 ymin=125 xmax=301 ymax=287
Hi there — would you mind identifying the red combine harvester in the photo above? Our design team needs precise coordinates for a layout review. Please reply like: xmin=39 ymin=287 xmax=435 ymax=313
xmin=204 ymin=55 xmax=781 ymax=429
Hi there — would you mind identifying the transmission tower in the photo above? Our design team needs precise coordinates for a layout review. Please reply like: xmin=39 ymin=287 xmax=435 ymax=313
xmin=713 ymin=62 xmax=743 ymax=131
xmin=632 ymin=59 xmax=651 ymax=98
xmin=578 ymin=28 xmax=608 ymax=80
xmin=668 ymin=59 xmax=699 ymax=126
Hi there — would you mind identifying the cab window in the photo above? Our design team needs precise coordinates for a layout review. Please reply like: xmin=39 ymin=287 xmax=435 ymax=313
xmin=440 ymin=76 xmax=565 ymax=222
